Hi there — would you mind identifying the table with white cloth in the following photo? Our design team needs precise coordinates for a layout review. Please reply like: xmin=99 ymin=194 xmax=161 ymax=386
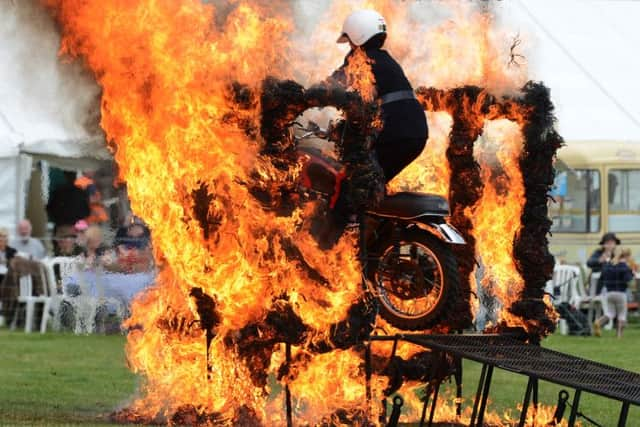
xmin=62 ymin=269 xmax=156 ymax=312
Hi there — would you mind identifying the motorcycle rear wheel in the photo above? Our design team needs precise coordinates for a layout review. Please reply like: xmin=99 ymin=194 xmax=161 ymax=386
xmin=367 ymin=228 xmax=460 ymax=331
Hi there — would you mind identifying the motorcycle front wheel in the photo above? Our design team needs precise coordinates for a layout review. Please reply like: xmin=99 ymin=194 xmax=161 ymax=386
xmin=366 ymin=228 xmax=460 ymax=331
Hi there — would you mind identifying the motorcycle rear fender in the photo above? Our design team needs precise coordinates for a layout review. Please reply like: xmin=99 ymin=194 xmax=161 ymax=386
xmin=412 ymin=220 xmax=466 ymax=245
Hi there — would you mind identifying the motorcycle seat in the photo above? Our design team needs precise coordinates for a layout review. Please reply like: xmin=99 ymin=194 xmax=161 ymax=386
xmin=368 ymin=192 xmax=450 ymax=219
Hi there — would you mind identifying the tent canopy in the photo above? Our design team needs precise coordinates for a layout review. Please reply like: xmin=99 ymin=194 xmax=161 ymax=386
xmin=0 ymin=108 xmax=110 ymax=169
xmin=0 ymin=111 xmax=111 ymax=234
xmin=0 ymin=0 xmax=112 ymax=235
xmin=19 ymin=137 xmax=111 ymax=170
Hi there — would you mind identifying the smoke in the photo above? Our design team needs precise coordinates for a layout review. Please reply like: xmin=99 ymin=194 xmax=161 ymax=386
xmin=0 ymin=0 xmax=531 ymax=145
xmin=199 ymin=1 xmax=530 ymax=96
xmin=0 ymin=0 xmax=101 ymax=142
xmin=288 ymin=1 xmax=530 ymax=96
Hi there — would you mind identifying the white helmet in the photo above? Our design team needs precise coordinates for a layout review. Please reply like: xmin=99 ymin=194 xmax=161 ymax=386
xmin=337 ymin=9 xmax=387 ymax=46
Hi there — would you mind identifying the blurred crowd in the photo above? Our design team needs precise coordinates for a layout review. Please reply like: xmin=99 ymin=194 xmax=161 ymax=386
xmin=0 ymin=168 xmax=154 ymax=274
xmin=0 ymin=217 xmax=154 ymax=281
xmin=0 ymin=168 xmax=155 ymax=333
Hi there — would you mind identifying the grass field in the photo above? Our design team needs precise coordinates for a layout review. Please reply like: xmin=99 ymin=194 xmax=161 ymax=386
xmin=0 ymin=325 xmax=639 ymax=426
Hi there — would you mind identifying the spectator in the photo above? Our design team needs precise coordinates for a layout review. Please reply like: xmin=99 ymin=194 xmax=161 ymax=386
xmin=75 ymin=171 xmax=108 ymax=225
xmin=593 ymin=250 xmax=634 ymax=338
xmin=0 ymin=256 xmax=46 ymax=325
xmin=74 ymin=219 xmax=89 ymax=250
xmin=53 ymin=225 xmax=82 ymax=257
xmin=46 ymin=170 xmax=90 ymax=234
xmin=0 ymin=228 xmax=17 ymax=283
xmin=113 ymin=218 xmax=153 ymax=273
xmin=621 ymin=248 xmax=638 ymax=273
xmin=125 ymin=222 xmax=150 ymax=248
xmin=10 ymin=220 xmax=46 ymax=260
xmin=587 ymin=232 xmax=620 ymax=294
xmin=81 ymin=225 xmax=110 ymax=269
xmin=587 ymin=232 xmax=620 ymax=272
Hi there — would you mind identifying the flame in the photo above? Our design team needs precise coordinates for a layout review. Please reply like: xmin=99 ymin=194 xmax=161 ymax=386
xmin=344 ymin=48 xmax=377 ymax=103
xmin=287 ymin=349 xmax=367 ymax=423
xmin=471 ymin=119 xmax=527 ymax=328
xmin=294 ymin=1 xmax=527 ymax=95
xmin=44 ymin=0 xmax=366 ymax=421
xmin=389 ymin=111 xmax=452 ymax=196
xmin=414 ymin=7 xmax=527 ymax=94
xmin=392 ymin=384 xmax=576 ymax=426
xmin=44 ymin=0 xmax=555 ymax=424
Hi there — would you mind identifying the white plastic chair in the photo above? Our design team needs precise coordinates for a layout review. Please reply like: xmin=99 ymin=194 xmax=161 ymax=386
xmin=568 ymin=268 xmax=589 ymax=308
xmin=550 ymin=265 xmax=589 ymax=335
xmin=550 ymin=265 xmax=581 ymax=306
xmin=11 ymin=266 xmax=51 ymax=333
xmin=42 ymin=257 xmax=78 ymax=331
xmin=43 ymin=257 xmax=77 ymax=294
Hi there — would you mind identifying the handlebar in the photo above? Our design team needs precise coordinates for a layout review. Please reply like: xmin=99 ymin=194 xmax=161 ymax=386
xmin=292 ymin=120 xmax=330 ymax=140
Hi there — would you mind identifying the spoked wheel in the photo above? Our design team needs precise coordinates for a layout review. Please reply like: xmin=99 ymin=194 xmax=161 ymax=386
xmin=367 ymin=228 xmax=460 ymax=330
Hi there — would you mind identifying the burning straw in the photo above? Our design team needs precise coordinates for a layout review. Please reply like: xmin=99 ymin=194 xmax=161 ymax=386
xmin=416 ymin=84 xmax=562 ymax=336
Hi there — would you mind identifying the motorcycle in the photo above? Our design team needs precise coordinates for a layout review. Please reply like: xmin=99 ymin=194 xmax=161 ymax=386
xmin=290 ymin=120 xmax=465 ymax=331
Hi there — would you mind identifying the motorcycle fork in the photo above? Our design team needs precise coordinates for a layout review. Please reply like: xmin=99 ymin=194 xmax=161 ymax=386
xmin=362 ymin=216 xmax=396 ymax=253
xmin=387 ymin=220 xmax=404 ymax=258
xmin=359 ymin=217 xmax=401 ymax=294
xmin=359 ymin=215 xmax=380 ymax=317
xmin=358 ymin=215 xmax=368 ymax=275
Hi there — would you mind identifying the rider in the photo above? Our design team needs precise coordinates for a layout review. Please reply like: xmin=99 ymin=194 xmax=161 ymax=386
xmin=330 ymin=9 xmax=429 ymax=183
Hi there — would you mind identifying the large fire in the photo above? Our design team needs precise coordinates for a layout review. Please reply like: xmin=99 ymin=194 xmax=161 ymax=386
xmin=44 ymin=0 xmax=561 ymax=425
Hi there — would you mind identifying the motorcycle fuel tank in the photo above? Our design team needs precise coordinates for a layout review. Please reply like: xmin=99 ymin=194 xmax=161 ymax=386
xmin=298 ymin=146 xmax=346 ymax=206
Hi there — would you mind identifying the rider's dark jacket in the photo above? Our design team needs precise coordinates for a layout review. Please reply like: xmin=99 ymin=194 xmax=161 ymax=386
xmin=330 ymin=37 xmax=428 ymax=181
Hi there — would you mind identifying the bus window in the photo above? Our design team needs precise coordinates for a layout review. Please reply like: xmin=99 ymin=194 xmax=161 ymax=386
xmin=608 ymin=169 xmax=640 ymax=232
xmin=550 ymin=169 xmax=601 ymax=233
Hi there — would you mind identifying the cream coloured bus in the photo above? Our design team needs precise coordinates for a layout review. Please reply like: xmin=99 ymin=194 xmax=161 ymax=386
xmin=549 ymin=140 xmax=640 ymax=264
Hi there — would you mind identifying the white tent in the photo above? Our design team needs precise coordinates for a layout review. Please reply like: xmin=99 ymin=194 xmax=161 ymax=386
xmin=0 ymin=120 xmax=110 ymax=235
xmin=0 ymin=0 xmax=111 ymax=235
xmin=0 ymin=131 xmax=28 ymax=235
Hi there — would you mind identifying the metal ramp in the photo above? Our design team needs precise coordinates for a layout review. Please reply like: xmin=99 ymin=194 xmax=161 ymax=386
xmin=368 ymin=334 xmax=640 ymax=427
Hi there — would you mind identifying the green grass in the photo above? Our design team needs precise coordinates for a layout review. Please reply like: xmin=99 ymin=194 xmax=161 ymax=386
xmin=0 ymin=325 xmax=639 ymax=426
xmin=0 ymin=332 xmax=136 ymax=427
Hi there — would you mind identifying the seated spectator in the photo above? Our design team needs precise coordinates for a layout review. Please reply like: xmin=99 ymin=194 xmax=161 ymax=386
xmin=74 ymin=219 xmax=89 ymax=249
xmin=0 ymin=228 xmax=17 ymax=283
xmin=0 ymin=256 xmax=47 ymax=325
xmin=81 ymin=225 xmax=111 ymax=270
xmin=114 ymin=216 xmax=147 ymax=245
xmin=113 ymin=219 xmax=153 ymax=273
xmin=587 ymin=232 xmax=620 ymax=294
xmin=10 ymin=219 xmax=46 ymax=260
xmin=593 ymin=249 xmax=634 ymax=338
xmin=53 ymin=224 xmax=83 ymax=257
xmin=126 ymin=222 xmax=151 ymax=248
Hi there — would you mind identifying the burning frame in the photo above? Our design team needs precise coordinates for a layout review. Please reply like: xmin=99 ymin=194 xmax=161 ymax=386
xmin=44 ymin=0 xmax=565 ymax=424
